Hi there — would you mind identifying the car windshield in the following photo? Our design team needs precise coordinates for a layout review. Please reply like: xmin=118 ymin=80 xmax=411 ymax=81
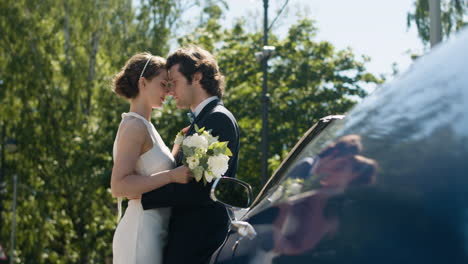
xmin=246 ymin=117 xmax=350 ymax=217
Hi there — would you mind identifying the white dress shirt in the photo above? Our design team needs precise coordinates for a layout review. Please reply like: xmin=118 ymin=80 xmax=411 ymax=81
xmin=193 ymin=96 xmax=219 ymax=117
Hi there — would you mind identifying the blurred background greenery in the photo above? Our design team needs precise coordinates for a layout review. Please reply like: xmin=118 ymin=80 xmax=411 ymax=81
xmin=0 ymin=0 xmax=465 ymax=262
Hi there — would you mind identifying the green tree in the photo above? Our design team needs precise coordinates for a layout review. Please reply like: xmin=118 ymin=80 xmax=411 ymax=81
xmin=407 ymin=0 xmax=467 ymax=47
xmin=0 ymin=0 xmax=187 ymax=262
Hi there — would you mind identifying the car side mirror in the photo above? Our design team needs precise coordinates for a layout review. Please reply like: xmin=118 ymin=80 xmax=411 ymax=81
xmin=211 ymin=177 xmax=253 ymax=209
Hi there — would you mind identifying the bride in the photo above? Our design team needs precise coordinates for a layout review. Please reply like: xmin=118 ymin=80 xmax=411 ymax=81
xmin=110 ymin=52 xmax=192 ymax=264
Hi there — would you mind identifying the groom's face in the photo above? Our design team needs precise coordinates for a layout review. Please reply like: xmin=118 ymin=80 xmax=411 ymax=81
xmin=168 ymin=64 xmax=194 ymax=109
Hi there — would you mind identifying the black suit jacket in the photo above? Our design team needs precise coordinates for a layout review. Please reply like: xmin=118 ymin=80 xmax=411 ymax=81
xmin=141 ymin=99 xmax=240 ymax=264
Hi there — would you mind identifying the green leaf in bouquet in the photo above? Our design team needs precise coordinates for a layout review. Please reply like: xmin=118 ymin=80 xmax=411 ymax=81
xmin=225 ymin=147 xmax=233 ymax=156
xmin=182 ymin=145 xmax=195 ymax=157
xmin=213 ymin=147 xmax=223 ymax=156
xmin=192 ymin=166 xmax=204 ymax=182
xmin=208 ymin=142 xmax=218 ymax=150
xmin=199 ymin=156 xmax=209 ymax=168
xmin=210 ymin=141 xmax=231 ymax=156
xmin=195 ymin=125 xmax=205 ymax=133
xmin=218 ymin=141 xmax=228 ymax=149
xmin=210 ymin=141 xmax=225 ymax=150
xmin=202 ymin=176 xmax=207 ymax=186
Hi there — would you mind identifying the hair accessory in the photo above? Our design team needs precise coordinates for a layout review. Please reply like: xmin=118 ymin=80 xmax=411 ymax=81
xmin=139 ymin=56 xmax=152 ymax=78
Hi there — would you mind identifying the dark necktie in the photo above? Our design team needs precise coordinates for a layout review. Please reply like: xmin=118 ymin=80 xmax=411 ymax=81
xmin=187 ymin=111 xmax=196 ymax=123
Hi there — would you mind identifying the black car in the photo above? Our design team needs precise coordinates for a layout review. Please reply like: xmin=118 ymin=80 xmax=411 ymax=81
xmin=209 ymin=27 xmax=468 ymax=264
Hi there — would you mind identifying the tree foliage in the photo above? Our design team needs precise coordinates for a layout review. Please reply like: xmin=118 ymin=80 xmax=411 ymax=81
xmin=0 ymin=0 xmax=185 ymax=262
xmin=0 ymin=1 xmax=381 ymax=262
xmin=407 ymin=0 xmax=467 ymax=46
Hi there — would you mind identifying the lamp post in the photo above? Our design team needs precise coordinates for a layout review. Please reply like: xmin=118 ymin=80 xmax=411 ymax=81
xmin=256 ymin=44 xmax=275 ymax=185
xmin=429 ymin=0 xmax=442 ymax=47
xmin=257 ymin=0 xmax=288 ymax=184
xmin=260 ymin=0 xmax=271 ymax=185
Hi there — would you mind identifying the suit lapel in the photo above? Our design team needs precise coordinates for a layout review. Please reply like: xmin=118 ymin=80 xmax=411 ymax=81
xmin=187 ymin=99 xmax=221 ymax=136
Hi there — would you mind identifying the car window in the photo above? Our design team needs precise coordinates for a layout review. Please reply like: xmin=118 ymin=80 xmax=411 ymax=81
xmin=246 ymin=117 xmax=346 ymax=217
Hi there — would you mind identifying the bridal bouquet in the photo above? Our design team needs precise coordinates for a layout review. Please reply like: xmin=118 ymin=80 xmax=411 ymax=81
xmin=174 ymin=125 xmax=232 ymax=185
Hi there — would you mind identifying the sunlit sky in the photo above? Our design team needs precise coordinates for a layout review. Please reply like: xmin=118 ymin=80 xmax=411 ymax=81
xmin=133 ymin=0 xmax=426 ymax=79
xmin=221 ymin=0 xmax=425 ymax=78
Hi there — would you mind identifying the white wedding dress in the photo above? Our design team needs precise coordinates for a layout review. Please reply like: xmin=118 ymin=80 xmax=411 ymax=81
xmin=112 ymin=112 xmax=175 ymax=264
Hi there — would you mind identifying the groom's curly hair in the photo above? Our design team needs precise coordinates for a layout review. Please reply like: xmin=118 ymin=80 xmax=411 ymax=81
xmin=166 ymin=46 xmax=225 ymax=98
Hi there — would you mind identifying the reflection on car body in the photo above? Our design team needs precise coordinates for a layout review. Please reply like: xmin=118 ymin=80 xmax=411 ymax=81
xmin=210 ymin=27 xmax=468 ymax=264
xmin=272 ymin=136 xmax=379 ymax=256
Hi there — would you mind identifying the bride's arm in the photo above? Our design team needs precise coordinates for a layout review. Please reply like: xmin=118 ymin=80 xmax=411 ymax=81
xmin=171 ymin=143 xmax=181 ymax=157
xmin=111 ymin=119 xmax=192 ymax=198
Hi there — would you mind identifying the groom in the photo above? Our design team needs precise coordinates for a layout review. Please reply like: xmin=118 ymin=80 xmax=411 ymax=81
xmin=141 ymin=46 xmax=240 ymax=264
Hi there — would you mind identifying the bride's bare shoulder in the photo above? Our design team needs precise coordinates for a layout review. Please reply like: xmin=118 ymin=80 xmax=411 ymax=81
xmin=118 ymin=117 xmax=147 ymax=139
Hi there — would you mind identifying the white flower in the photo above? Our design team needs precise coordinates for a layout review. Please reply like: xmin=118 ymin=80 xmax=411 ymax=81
xmin=208 ymin=154 xmax=229 ymax=178
xmin=195 ymin=147 xmax=207 ymax=155
xmin=187 ymin=155 xmax=199 ymax=170
xmin=183 ymin=134 xmax=208 ymax=150
xmin=202 ymin=131 xmax=219 ymax=145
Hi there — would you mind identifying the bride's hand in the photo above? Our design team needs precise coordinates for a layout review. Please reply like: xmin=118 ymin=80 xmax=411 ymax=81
xmin=172 ymin=126 xmax=190 ymax=157
xmin=181 ymin=126 xmax=190 ymax=135
xmin=170 ymin=166 xmax=193 ymax=184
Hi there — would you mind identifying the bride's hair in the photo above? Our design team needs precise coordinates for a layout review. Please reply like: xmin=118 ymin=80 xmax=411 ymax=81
xmin=113 ymin=52 xmax=166 ymax=99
